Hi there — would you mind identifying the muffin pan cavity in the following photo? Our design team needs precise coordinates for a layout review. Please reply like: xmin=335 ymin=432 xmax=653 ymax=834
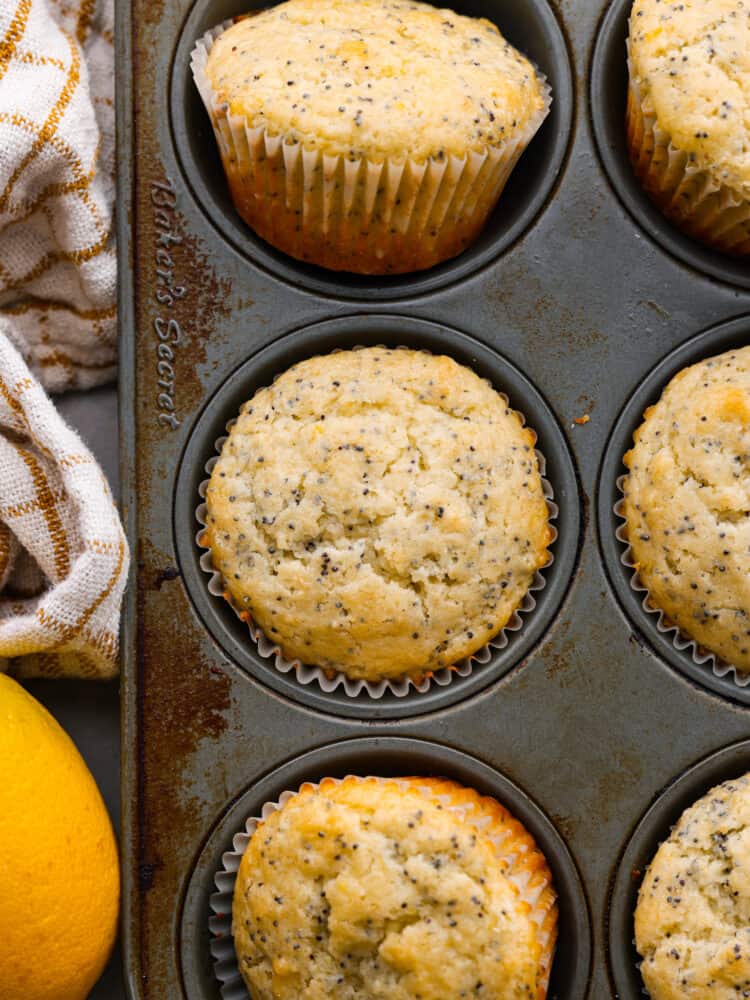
xmin=170 ymin=0 xmax=573 ymax=300
xmin=174 ymin=315 xmax=581 ymax=720
xmin=590 ymin=0 xmax=750 ymax=291
xmin=598 ymin=316 xmax=750 ymax=706
xmin=608 ymin=739 xmax=750 ymax=999
xmin=179 ymin=737 xmax=592 ymax=1000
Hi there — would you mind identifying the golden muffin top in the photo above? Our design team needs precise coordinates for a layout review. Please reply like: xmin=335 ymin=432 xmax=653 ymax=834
xmin=204 ymin=347 xmax=551 ymax=682
xmin=635 ymin=772 xmax=750 ymax=1000
xmin=232 ymin=776 xmax=553 ymax=999
xmin=628 ymin=0 xmax=750 ymax=194
xmin=205 ymin=0 xmax=548 ymax=161
xmin=622 ymin=346 xmax=750 ymax=673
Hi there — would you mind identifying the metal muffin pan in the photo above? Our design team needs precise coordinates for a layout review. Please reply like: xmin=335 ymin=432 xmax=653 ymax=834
xmin=590 ymin=0 xmax=750 ymax=291
xmin=118 ymin=0 xmax=750 ymax=996
xmin=599 ymin=316 xmax=750 ymax=707
xmin=608 ymin=738 xmax=750 ymax=999
xmin=174 ymin=314 xmax=581 ymax=718
xmin=180 ymin=738 xmax=592 ymax=999
xmin=170 ymin=0 xmax=575 ymax=300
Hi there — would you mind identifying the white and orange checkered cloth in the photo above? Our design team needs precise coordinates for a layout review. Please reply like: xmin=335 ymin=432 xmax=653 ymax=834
xmin=0 ymin=0 xmax=127 ymax=679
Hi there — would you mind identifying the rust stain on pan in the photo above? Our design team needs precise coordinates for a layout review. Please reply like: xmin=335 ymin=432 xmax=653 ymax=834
xmin=593 ymin=750 xmax=644 ymax=826
xmin=164 ymin=224 xmax=233 ymax=414
xmin=154 ymin=565 xmax=181 ymax=589
xmin=549 ymin=810 xmax=578 ymax=842
xmin=491 ymin=267 xmax=606 ymax=359
xmin=139 ymin=540 xmax=231 ymax=757
xmin=138 ymin=0 xmax=165 ymax=28
xmin=522 ymin=295 xmax=606 ymax=358
xmin=542 ymin=620 xmax=574 ymax=682
xmin=136 ymin=541 xmax=232 ymax=994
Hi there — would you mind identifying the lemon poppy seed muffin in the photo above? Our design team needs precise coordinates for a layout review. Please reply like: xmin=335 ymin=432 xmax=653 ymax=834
xmin=622 ymin=347 xmax=750 ymax=674
xmin=627 ymin=0 xmax=750 ymax=255
xmin=192 ymin=0 xmax=550 ymax=273
xmin=205 ymin=0 xmax=547 ymax=162
xmin=232 ymin=776 xmax=557 ymax=999
xmin=635 ymin=772 xmax=750 ymax=1000
xmin=204 ymin=348 xmax=552 ymax=683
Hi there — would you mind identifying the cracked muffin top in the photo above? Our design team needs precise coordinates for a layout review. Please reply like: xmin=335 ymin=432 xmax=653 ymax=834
xmin=204 ymin=347 xmax=551 ymax=681
xmin=622 ymin=346 xmax=750 ymax=673
xmin=232 ymin=776 xmax=556 ymax=1000
xmin=635 ymin=772 xmax=750 ymax=1000
xmin=628 ymin=0 xmax=750 ymax=194
xmin=204 ymin=0 xmax=548 ymax=162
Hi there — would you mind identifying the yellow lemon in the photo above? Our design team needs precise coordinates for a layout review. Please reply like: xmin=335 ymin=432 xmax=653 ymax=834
xmin=0 ymin=674 xmax=119 ymax=1000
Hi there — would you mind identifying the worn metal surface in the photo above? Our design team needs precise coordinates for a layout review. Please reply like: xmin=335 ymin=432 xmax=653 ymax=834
xmin=117 ymin=0 xmax=750 ymax=997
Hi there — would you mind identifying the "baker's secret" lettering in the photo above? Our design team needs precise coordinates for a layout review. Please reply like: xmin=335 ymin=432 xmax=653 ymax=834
xmin=150 ymin=178 xmax=185 ymax=431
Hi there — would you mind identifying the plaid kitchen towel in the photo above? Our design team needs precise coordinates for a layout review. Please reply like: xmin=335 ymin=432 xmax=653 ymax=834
xmin=0 ymin=336 xmax=128 ymax=678
xmin=0 ymin=0 xmax=127 ymax=678
xmin=0 ymin=0 xmax=116 ymax=392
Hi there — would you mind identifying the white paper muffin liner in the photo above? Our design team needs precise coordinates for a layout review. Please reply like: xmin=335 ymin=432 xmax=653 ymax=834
xmin=190 ymin=21 xmax=552 ymax=274
xmin=209 ymin=775 xmax=557 ymax=1000
xmin=614 ymin=474 xmax=750 ymax=689
xmin=626 ymin=44 xmax=750 ymax=257
xmin=195 ymin=347 xmax=557 ymax=700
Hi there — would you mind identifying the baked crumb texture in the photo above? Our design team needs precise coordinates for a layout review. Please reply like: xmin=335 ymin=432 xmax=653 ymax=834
xmin=192 ymin=0 xmax=550 ymax=273
xmin=204 ymin=347 xmax=552 ymax=683
xmin=622 ymin=346 xmax=750 ymax=674
xmin=626 ymin=0 xmax=750 ymax=255
xmin=232 ymin=776 xmax=557 ymax=1000
xmin=635 ymin=772 xmax=750 ymax=1000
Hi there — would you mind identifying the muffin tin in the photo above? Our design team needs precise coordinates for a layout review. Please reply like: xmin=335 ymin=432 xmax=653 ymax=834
xmin=591 ymin=0 xmax=750 ymax=291
xmin=117 ymin=0 xmax=750 ymax=996
xmin=599 ymin=317 xmax=750 ymax=706
xmin=608 ymin=739 xmax=750 ymax=999
xmin=170 ymin=0 xmax=574 ymax=299
xmin=182 ymin=738 xmax=591 ymax=999
xmin=176 ymin=315 xmax=579 ymax=717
